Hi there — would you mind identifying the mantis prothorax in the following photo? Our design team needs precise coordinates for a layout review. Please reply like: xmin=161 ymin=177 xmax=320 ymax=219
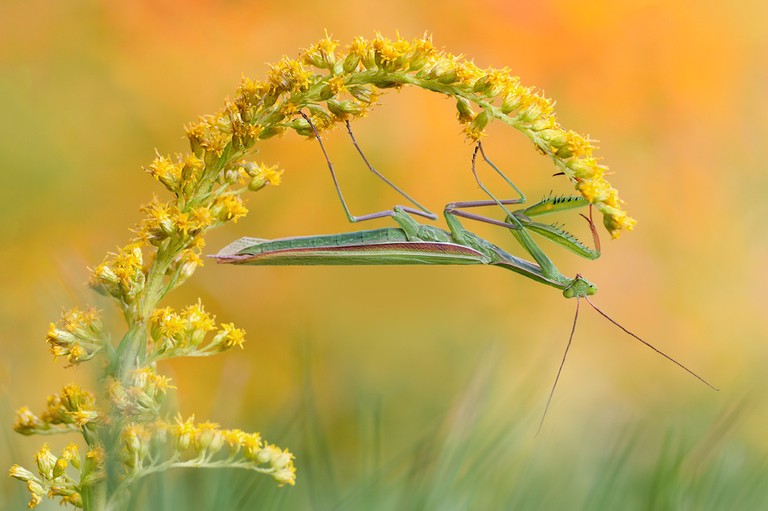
xmin=214 ymin=198 xmax=718 ymax=431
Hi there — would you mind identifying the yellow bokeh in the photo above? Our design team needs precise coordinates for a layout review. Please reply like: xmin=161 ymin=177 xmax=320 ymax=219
xmin=2 ymin=0 xmax=767 ymax=506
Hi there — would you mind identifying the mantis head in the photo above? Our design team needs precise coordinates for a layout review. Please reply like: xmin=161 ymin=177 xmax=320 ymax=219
xmin=563 ymin=274 xmax=597 ymax=298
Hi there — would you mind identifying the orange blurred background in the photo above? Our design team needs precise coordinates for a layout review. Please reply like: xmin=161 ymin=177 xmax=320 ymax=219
xmin=2 ymin=0 xmax=767 ymax=506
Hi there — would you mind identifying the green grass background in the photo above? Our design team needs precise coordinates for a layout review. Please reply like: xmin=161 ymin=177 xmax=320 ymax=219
xmin=2 ymin=1 xmax=767 ymax=508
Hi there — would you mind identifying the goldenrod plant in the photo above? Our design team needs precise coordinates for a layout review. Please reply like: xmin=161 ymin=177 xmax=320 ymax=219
xmin=9 ymin=33 xmax=633 ymax=510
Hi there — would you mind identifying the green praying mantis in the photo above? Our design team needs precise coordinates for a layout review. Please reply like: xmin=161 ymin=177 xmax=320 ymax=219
xmin=214 ymin=115 xmax=718 ymax=430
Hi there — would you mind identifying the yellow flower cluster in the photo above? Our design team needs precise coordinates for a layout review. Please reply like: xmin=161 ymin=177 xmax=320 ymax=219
xmin=14 ymin=384 xmax=101 ymax=436
xmin=9 ymin=443 xmax=86 ymax=508
xmin=45 ymin=307 xmax=103 ymax=365
xmin=15 ymin=31 xmax=295 ymax=507
xmin=148 ymin=301 xmax=246 ymax=360
xmin=106 ymin=367 xmax=175 ymax=422
xmin=90 ymin=243 xmax=145 ymax=305
xmin=120 ymin=416 xmax=295 ymax=487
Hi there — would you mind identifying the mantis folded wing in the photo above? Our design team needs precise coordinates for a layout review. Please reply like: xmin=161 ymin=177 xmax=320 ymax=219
xmin=213 ymin=199 xmax=597 ymax=297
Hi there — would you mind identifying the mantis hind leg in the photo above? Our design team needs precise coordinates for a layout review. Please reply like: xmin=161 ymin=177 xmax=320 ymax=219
xmin=300 ymin=111 xmax=437 ymax=223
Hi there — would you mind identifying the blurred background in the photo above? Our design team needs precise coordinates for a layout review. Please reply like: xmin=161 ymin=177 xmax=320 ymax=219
xmin=2 ymin=0 xmax=767 ymax=508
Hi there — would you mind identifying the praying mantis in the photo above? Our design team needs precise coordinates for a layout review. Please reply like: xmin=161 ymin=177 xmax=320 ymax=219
xmin=214 ymin=148 xmax=719 ymax=429
xmin=215 ymin=113 xmax=717 ymax=429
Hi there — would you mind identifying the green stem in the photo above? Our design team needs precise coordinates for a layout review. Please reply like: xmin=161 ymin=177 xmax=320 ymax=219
xmin=113 ymin=244 xmax=175 ymax=382
xmin=81 ymin=479 xmax=106 ymax=511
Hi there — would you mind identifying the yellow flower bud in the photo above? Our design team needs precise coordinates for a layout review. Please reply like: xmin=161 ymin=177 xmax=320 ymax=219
xmin=409 ymin=50 xmax=429 ymax=71
xmin=517 ymin=103 xmax=542 ymax=123
xmin=272 ymin=468 xmax=296 ymax=486
xmin=455 ymin=98 xmax=474 ymax=124
xmin=287 ymin=114 xmax=312 ymax=132
xmin=9 ymin=464 xmax=35 ymax=482
xmin=326 ymin=99 xmax=365 ymax=118
xmin=302 ymin=37 xmax=337 ymax=69
xmin=257 ymin=125 xmax=285 ymax=140
xmin=53 ymin=458 xmax=68 ymax=478
xmin=470 ymin=110 xmax=490 ymax=132
xmin=243 ymin=433 xmax=264 ymax=460
xmin=555 ymin=144 xmax=575 ymax=159
xmin=306 ymin=104 xmax=331 ymax=125
xmin=473 ymin=75 xmax=504 ymax=97
xmin=348 ymin=85 xmax=376 ymax=104
xmin=256 ymin=443 xmax=280 ymax=464
xmin=318 ymin=84 xmax=335 ymax=101
xmin=35 ymin=444 xmax=57 ymax=479
xmin=195 ymin=422 xmax=222 ymax=453
xmin=342 ymin=52 xmax=361 ymax=73
xmin=213 ymin=323 xmax=246 ymax=351
xmin=208 ymin=430 xmax=225 ymax=454
xmin=46 ymin=325 xmax=77 ymax=346
xmin=91 ymin=263 xmax=118 ymax=286
xmin=63 ymin=444 xmax=80 ymax=470
xmin=261 ymin=109 xmax=286 ymax=125
xmin=271 ymin=450 xmax=293 ymax=470
xmin=27 ymin=480 xmax=46 ymax=499
xmin=567 ymin=160 xmax=598 ymax=180
xmin=63 ymin=494 xmax=83 ymax=508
